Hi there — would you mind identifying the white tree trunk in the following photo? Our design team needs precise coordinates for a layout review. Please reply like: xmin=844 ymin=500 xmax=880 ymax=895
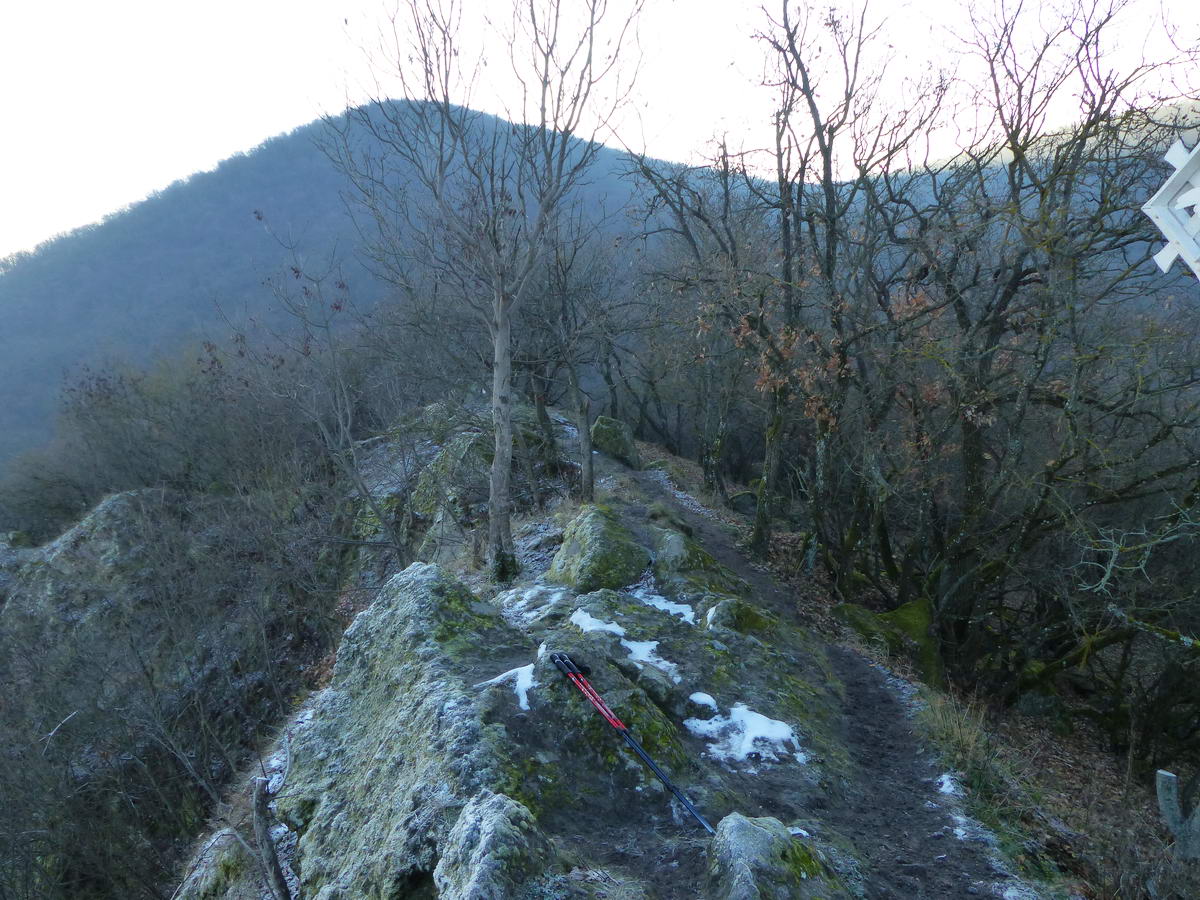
xmin=489 ymin=299 xmax=518 ymax=579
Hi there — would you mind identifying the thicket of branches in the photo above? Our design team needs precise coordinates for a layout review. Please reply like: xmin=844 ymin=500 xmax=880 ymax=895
xmin=2 ymin=0 xmax=1199 ymax=894
xmin=624 ymin=0 xmax=1200 ymax=779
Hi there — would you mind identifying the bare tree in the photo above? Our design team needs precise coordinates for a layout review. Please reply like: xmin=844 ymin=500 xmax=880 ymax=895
xmin=325 ymin=0 xmax=641 ymax=578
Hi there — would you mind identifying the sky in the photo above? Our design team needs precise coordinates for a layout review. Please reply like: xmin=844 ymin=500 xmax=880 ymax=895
xmin=0 ymin=0 xmax=1194 ymax=261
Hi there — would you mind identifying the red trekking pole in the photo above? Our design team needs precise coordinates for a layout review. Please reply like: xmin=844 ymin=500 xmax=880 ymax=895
xmin=550 ymin=652 xmax=715 ymax=835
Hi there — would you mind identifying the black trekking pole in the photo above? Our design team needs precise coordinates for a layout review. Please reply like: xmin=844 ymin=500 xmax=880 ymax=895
xmin=550 ymin=651 xmax=716 ymax=835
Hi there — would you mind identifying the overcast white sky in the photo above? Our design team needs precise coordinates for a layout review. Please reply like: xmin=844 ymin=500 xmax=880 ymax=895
xmin=0 ymin=0 xmax=1193 ymax=260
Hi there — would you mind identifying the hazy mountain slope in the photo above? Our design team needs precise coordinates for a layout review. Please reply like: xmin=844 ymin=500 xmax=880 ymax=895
xmin=0 ymin=105 xmax=641 ymax=473
xmin=0 ymin=117 xmax=355 ymax=466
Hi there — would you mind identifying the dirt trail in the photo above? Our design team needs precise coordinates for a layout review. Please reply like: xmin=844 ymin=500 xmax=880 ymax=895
xmin=628 ymin=468 xmax=1024 ymax=899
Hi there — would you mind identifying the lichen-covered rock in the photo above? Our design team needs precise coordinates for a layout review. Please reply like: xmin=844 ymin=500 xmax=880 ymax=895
xmin=546 ymin=505 xmax=650 ymax=592
xmin=0 ymin=490 xmax=270 ymax=720
xmin=591 ymin=415 xmax=642 ymax=469
xmin=433 ymin=791 xmax=553 ymax=898
xmin=410 ymin=431 xmax=492 ymax=519
xmin=708 ymin=814 xmax=845 ymax=899
xmin=274 ymin=563 xmax=553 ymax=898
xmin=175 ymin=832 xmax=255 ymax=900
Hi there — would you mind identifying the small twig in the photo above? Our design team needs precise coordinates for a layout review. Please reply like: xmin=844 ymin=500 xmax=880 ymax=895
xmin=40 ymin=711 xmax=78 ymax=756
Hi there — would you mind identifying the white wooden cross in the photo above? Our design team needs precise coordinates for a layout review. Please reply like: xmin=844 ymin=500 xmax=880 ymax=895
xmin=1143 ymin=139 xmax=1200 ymax=279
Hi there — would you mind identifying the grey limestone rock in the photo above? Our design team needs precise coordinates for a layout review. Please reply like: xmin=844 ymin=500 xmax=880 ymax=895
xmin=546 ymin=505 xmax=650 ymax=592
xmin=433 ymin=791 xmax=553 ymax=899
xmin=274 ymin=563 xmax=548 ymax=898
xmin=708 ymin=813 xmax=846 ymax=900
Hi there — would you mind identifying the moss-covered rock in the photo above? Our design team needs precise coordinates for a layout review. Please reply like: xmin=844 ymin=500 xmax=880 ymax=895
xmin=433 ymin=791 xmax=554 ymax=898
xmin=273 ymin=564 xmax=550 ymax=898
xmin=546 ymin=505 xmax=650 ymax=592
xmin=651 ymin=526 xmax=746 ymax=599
xmin=591 ymin=415 xmax=642 ymax=469
xmin=175 ymin=833 xmax=254 ymax=899
xmin=833 ymin=597 xmax=945 ymax=686
xmin=410 ymin=431 xmax=492 ymax=520
xmin=2 ymin=530 xmax=35 ymax=549
xmin=707 ymin=813 xmax=848 ymax=899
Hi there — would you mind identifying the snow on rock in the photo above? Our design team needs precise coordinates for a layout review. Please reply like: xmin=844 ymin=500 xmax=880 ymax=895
xmin=684 ymin=702 xmax=807 ymax=767
xmin=937 ymin=772 xmax=962 ymax=796
xmin=620 ymin=639 xmax=681 ymax=683
xmin=624 ymin=570 xmax=696 ymax=624
xmin=473 ymin=644 xmax=547 ymax=711
xmin=689 ymin=692 xmax=719 ymax=711
xmin=495 ymin=581 xmax=570 ymax=627
xmin=569 ymin=609 xmax=626 ymax=636
xmin=568 ymin=607 xmax=682 ymax=681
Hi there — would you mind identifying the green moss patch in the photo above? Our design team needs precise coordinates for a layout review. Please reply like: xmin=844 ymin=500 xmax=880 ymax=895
xmin=591 ymin=416 xmax=642 ymax=469
xmin=834 ymin=597 xmax=944 ymax=686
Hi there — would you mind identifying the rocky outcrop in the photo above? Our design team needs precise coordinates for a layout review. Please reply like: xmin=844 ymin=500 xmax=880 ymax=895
xmin=210 ymin=483 xmax=860 ymax=898
xmin=433 ymin=791 xmax=554 ymax=898
xmin=271 ymin=563 xmax=560 ymax=898
xmin=0 ymin=490 xmax=267 ymax=719
xmin=173 ymin=429 xmax=1052 ymax=900
xmin=591 ymin=415 xmax=642 ymax=469
xmin=546 ymin=504 xmax=650 ymax=591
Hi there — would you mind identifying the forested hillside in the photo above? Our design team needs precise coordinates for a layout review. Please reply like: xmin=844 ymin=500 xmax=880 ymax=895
xmin=0 ymin=107 xmax=638 ymax=472
xmin=0 ymin=117 xmax=350 ymax=464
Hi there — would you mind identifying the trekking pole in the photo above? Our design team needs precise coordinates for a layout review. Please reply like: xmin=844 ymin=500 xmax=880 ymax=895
xmin=550 ymin=651 xmax=716 ymax=835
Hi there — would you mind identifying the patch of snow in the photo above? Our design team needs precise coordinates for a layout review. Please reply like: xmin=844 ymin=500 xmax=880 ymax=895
xmin=570 ymin=609 xmax=626 ymax=636
xmin=705 ymin=605 xmax=719 ymax=628
xmin=474 ymin=644 xmax=546 ymax=711
xmin=952 ymin=815 xmax=970 ymax=840
xmin=937 ymin=772 xmax=962 ymax=796
xmin=624 ymin=570 xmax=696 ymax=624
xmin=996 ymin=886 xmax=1042 ymax=900
xmin=643 ymin=468 xmax=714 ymax=518
xmin=689 ymin=692 xmax=719 ymax=710
xmin=496 ymin=581 xmax=570 ymax=627
xmin=788 ymin=825 xmax=811 ymax=838
xmin=684 ymin=702 xmax=807 ymax=766
xmin=620 ymin=639 xmax=681 ymax=682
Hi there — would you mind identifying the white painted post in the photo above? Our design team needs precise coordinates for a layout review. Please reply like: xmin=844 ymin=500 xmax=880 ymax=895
xmin=1143 ymin=139 xmax=1200 ymax=280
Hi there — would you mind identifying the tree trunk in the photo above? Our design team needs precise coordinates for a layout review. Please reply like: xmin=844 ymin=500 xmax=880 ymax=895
xmin=568 ymin=366 xmax=594 ymax=502
xmin=252 ymin=778 xmax=290 ymax=900
xmin=749 ymin=388 xmax=786 ymax=557
xmin=489 ymin=302 xmax=518 ymax=581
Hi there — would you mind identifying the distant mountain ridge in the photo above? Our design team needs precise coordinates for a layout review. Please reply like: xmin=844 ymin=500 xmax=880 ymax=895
xmin=0 ymin=103 xmax=642 ymax=473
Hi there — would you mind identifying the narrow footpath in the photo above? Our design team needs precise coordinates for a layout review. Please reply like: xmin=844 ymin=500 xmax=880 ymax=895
xmin=628 ymin=467 xmax=1030 ymax=899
